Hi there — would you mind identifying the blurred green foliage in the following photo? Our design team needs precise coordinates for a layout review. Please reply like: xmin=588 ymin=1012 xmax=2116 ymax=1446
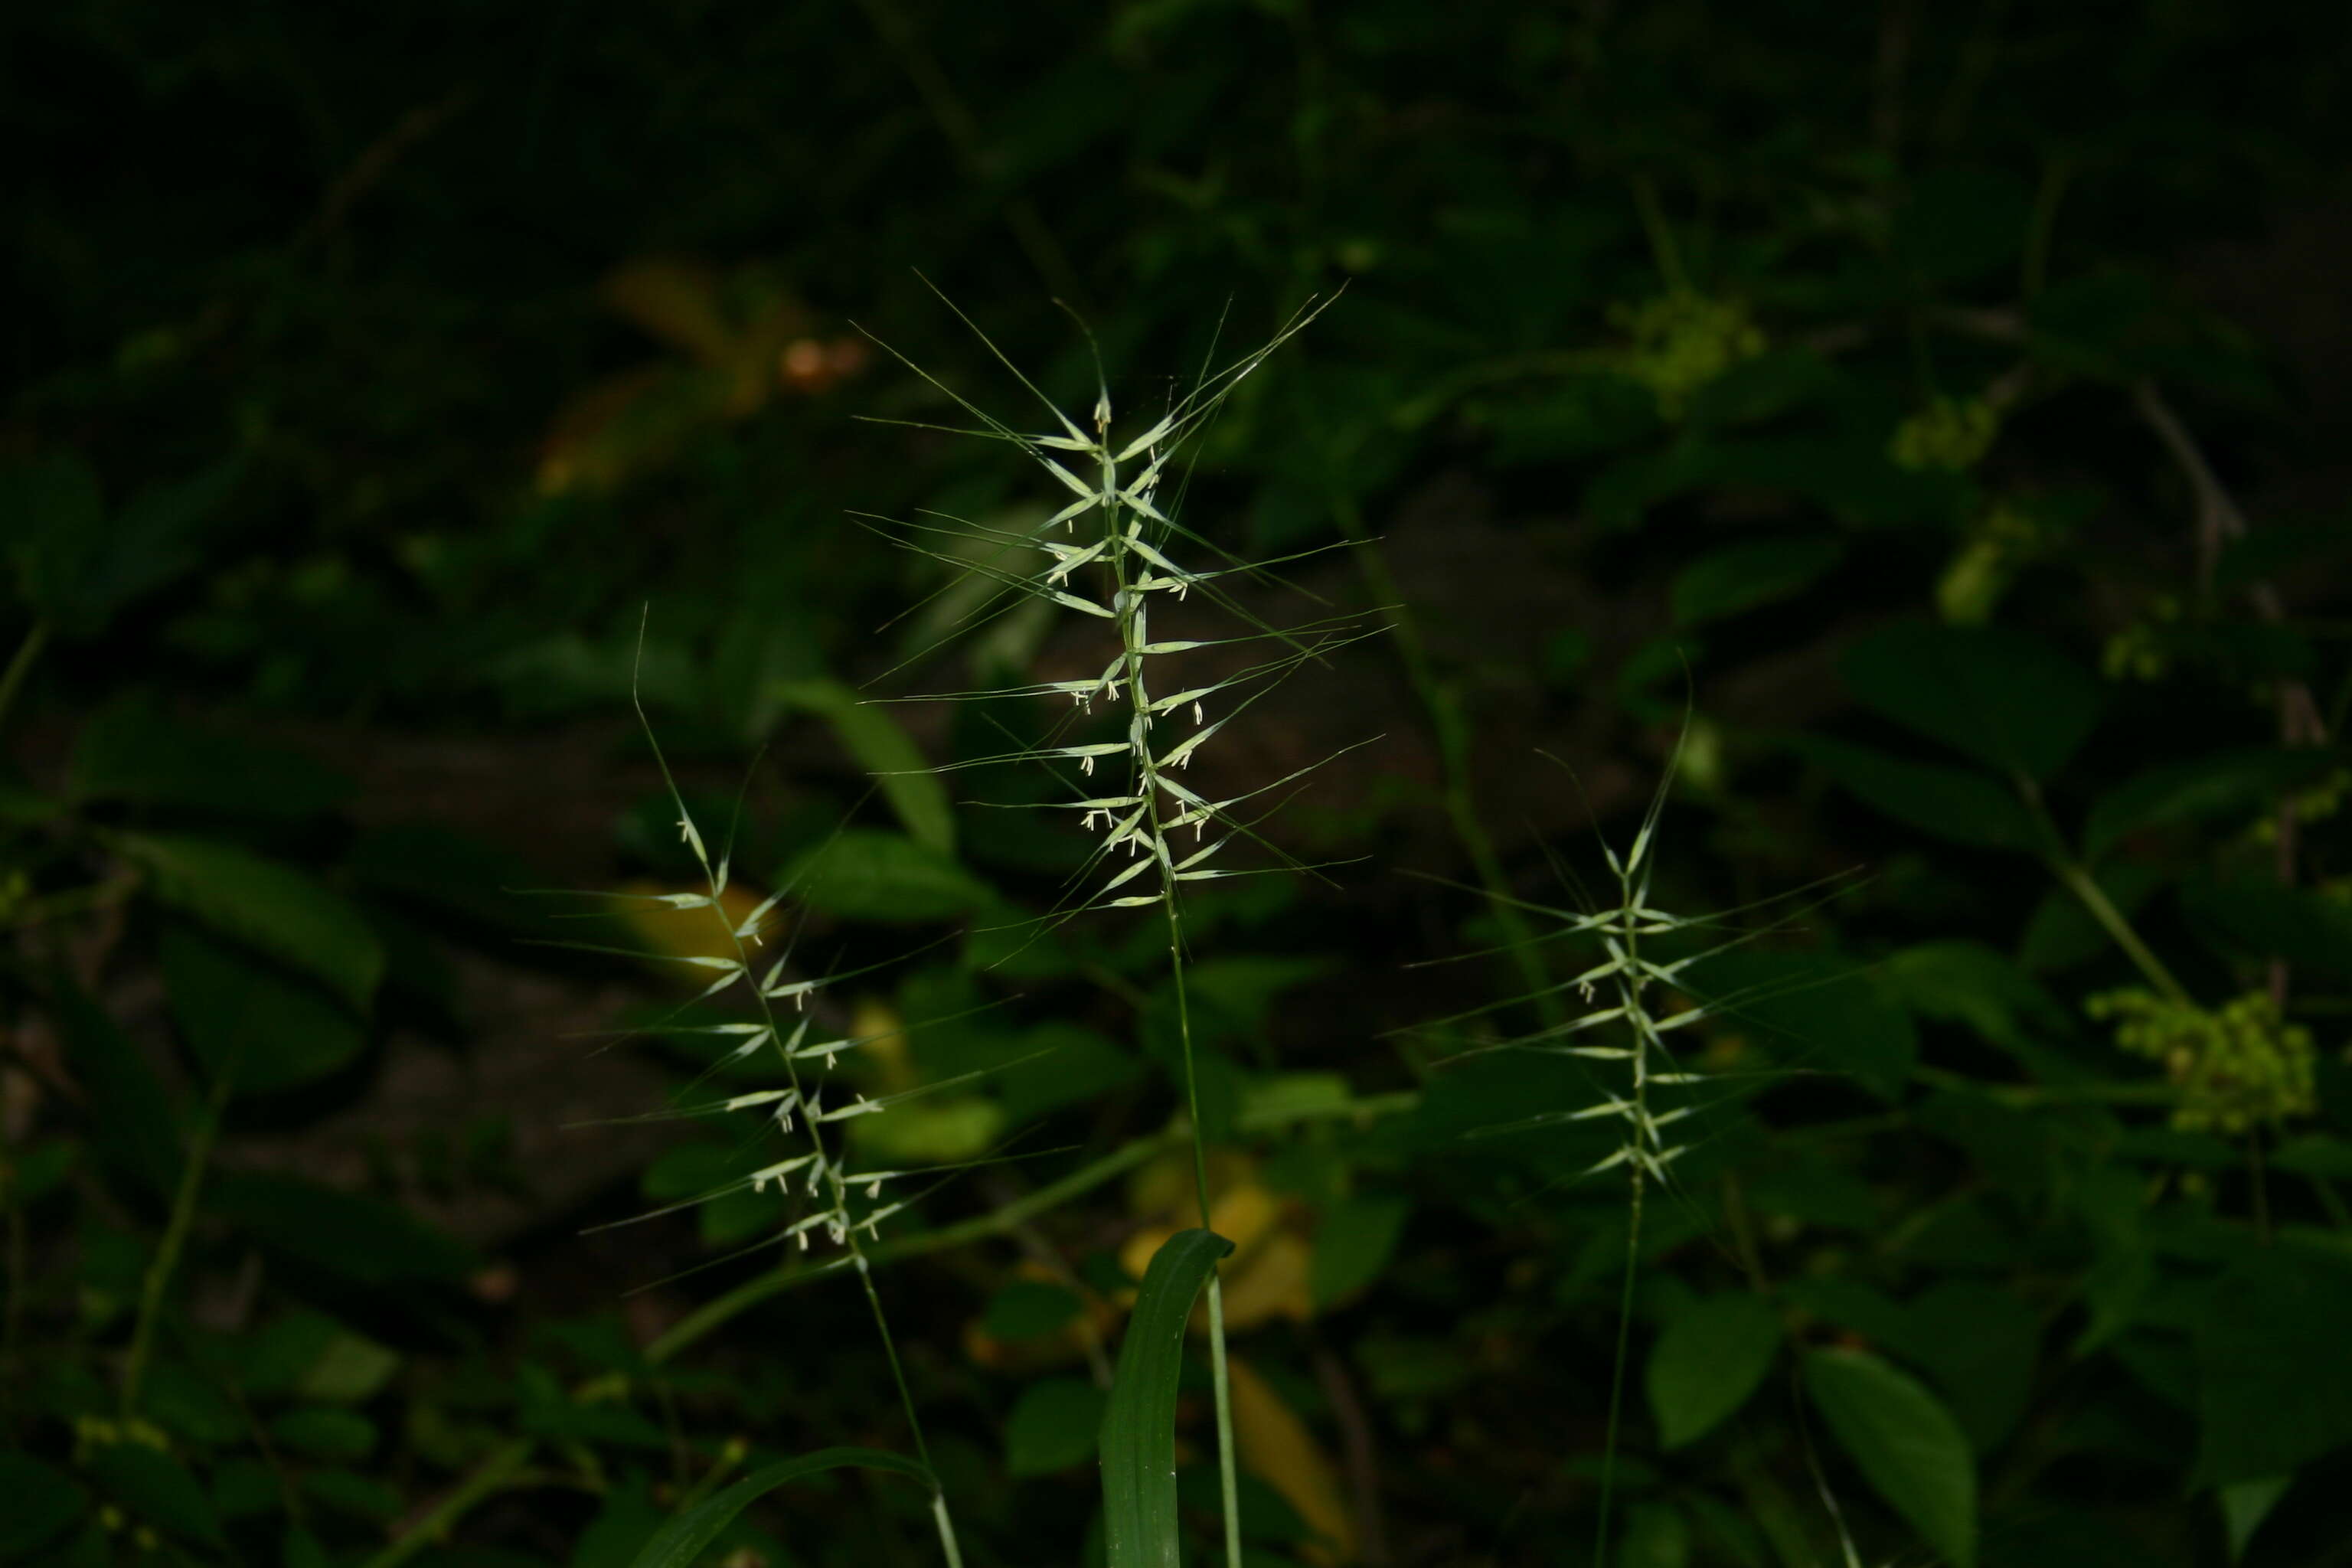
xmin=5 ymin=1 xmax=2352 ymax=1566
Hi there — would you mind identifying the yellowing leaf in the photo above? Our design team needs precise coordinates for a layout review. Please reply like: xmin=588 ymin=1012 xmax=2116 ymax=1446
xmin=598 ymin=259 xmax=746 ymax=368
xmin=612 ymin=880 xmax=766 ymax=975
xmin=1208 ymin=1182 xmax=1281 ymax=1256
xmin=1227 ymin=1354 xmax=1356 ymax=1565
xmin=1120 ymin=1223 xmax=1181 ymax=1292
xmin=1217 ymin=1228 xmax=1314 ymax=1330
xmin=848 ymin=998 xmax=913 ymax=1093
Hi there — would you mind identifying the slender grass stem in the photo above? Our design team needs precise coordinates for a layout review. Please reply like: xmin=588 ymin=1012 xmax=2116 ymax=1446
xmin=1204 ymin=1274 xmax=1242 ymax=1568
xmin=1159 ymin=900 xmax=1243 ymax=1566
xmin=122 ymin=1076 xmax=229 ymax=1417
xmin=1593 ymin=1164 xmax=1644 ymax=1568
xmin=1592 ymin=864 xmax=1654 ymax=1568
xmin=1115 ymin=445 xmax=1241 ymax=1563
xmin=628 ymin=681 xmax=964 ymax=1561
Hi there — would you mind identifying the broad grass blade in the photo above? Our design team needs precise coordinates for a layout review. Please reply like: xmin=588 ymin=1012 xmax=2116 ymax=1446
xmin=626 ymin=1447 xmax=936 ymax=1568
xmin=1100 ymin=1227 xmax=1233 ymax=1568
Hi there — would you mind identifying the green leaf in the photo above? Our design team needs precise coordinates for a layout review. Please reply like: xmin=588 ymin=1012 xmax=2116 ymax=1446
xmin=1007 ymin=1376 xmax=1109 ymax=1476
xmin=2083 ymin=749 xmax=2339 ymax=859
xmin=1648 ymin=1292 xmax=1782 ymax=1449
xmin=1786 ymin=735 xmax=2038 ymax=851
xmin=2019 ymin=861 xmax=2166 ymax=973
xmin=301 ymin=1468 xmax=401 ymax=1521
xmin=641 ymin=1143 xmax=784 ymax=1248
xmin=2180 ymin=875 xmax=2352 ymax=974
xmin=1838 ymin=622 xmax=2102 ymax=780
xmin=1101 ymin=1227 xmax=1234 ymax=1568
xmin=1310 ymin=1194 xmax=1410 ymax=1309
xmin=1184 ymin=957 xmax=1331 ymax=1038
xmin=293 ymin=1330 xmax=400 ymax=1403
xmin=142 ymin=1361 xmax=244 ymax=1447
xmin=1903 ymin=1281 xmax=2039 ymax=1452
xmin=205 ymin=1171 xmax=474 ymax=1285
xmin=345 ymin=822 xmax=543 ymax=935
xmin=0 ymin=779 xmax=63 ymax=825
xmin=1878 ymin=941 xmax=2079 ymax=1075
xmin=985 ymin=1281 xmax=1085 ymax=1341
xmin=626 ymin=1448 xmax=936 ymax=1568
xmin=48 ymin=972 xmax=182 ymax=1201
xmin=161 ymin=923 xmax=368 ymax=1095
xmin=2 ymin=455 xmax=105 ymax=629
xmin=1620 ymin=1499 xmax=1694 ymax=1568
xmin=1780 ymin=1276 xmax=1914 ymax=1350
xmin=268 ymin=1407 xmax=377 ymax=1462
xmin=1894 ymin=166 xmax=2034 ymax=286
xmin=1686 ymin=948 xmax=1917 ymax=1098
xmin=1802 ymin=1348 xmax=1977 ymax=1568
xmin=70 ymin=698 xmax=351 ymax=818
xmin=2220 ymin=1475 xmax=2292 ymax=1563
xmin=121 ymin=834 xmax=384 ymax=1010
xmin=780 ymin=828 xmax=988 ymax=923
xmin=573 ymin=1476 xmax=665 ymax=1568
xmin=0 ymin=1454 xmax=88 ymax=1557
xmin=774 ymin=678 xmax=956 ymax=854
xmin=283 ymin=1524 xmax=332 ymax=1568
xmin=87 ymin=1443 xmax=224 ymax=1547
xmin=994 ymin=1022 xmax=1140 ymax=1124
xmin=2197 ymin=1246 xmax=2352 ymax=1482
xmin=2 ymin=453 xmax=242 ymax=636
xmin=1669 ymin=537 xmax=1842 ymax=628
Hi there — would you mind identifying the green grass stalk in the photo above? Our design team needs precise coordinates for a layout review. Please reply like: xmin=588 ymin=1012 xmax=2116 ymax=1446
xmin=122 ymin=1076 xmax=229 ymax=1418
xmin=632 ymin=695 xmax=967 ymax=1566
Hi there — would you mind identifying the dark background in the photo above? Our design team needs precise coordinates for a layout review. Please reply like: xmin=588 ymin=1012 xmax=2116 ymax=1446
xmin=5 ymin=2 xmax=2352 ymax=1566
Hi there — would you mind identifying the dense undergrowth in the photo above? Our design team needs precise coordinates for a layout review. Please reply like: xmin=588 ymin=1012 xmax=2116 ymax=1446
xmin=5 ymin=2 xmax=2352 ymax=1565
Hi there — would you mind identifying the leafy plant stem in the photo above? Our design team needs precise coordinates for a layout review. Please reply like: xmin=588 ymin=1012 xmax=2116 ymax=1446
xmin=358 ymin=1438 xmax=537 ymax=1568
xmin=121 ymin=1073 xmax=229 ymax=1418
xmin=2044 ymin=854 xmax=2190 ymax=1003
xmin=2021 ymin=785 xmax=2190 ymax=1003
xmin=0 ymin=618 xmax=49 ymax=737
